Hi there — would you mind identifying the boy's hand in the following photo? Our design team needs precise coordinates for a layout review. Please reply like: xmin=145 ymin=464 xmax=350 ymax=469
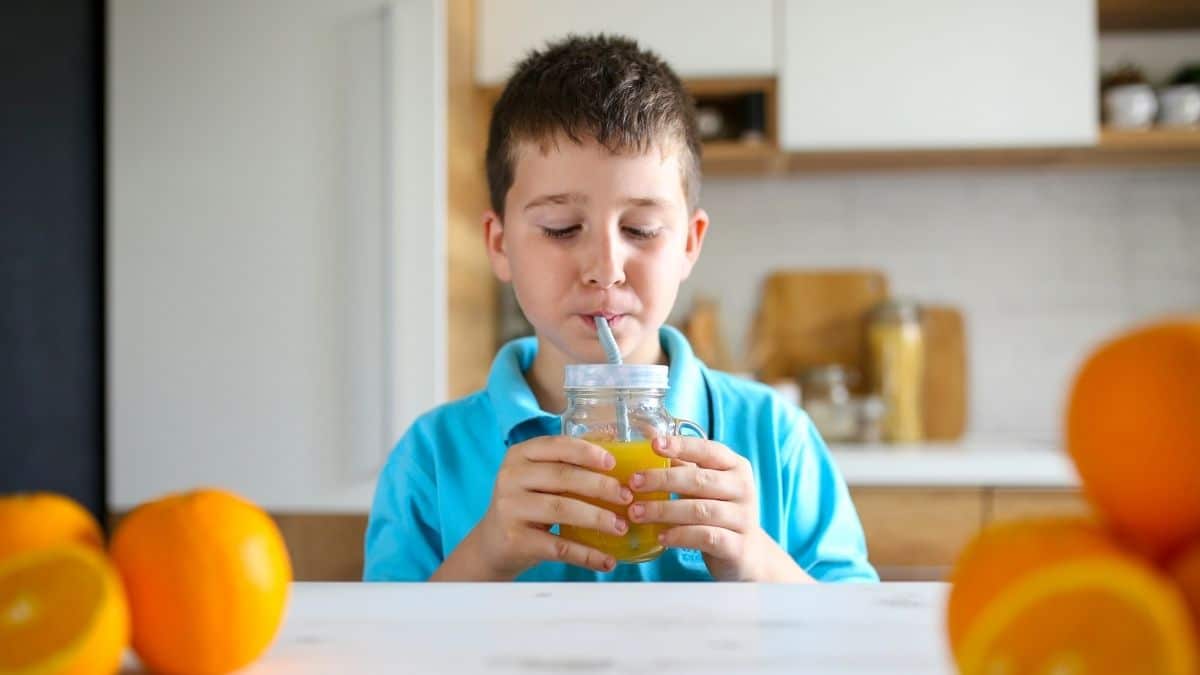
xmin=471 ymin=436 xmax=633 ymax=580
xmin=627 ymin=436 xmax=812 ymax=582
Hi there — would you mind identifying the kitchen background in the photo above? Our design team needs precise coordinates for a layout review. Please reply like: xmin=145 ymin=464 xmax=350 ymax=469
xmin=2 ymin=0 xmax=1198 ymax=582
xmin=681 ymin=168 xmax=1200 ymax=440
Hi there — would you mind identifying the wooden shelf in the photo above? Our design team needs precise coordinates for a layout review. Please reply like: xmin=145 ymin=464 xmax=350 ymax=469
xmin=1098 ymin=127 xmax=1200 ymax=149
xmin=701 ymin=128 xmax=1200 ymax=176
xmin=1099 ymin=0 xmax=1200 ymax=31
xmin=479 ymin=73 xmax=1200 ymax=175
xmin=702 ymin=140 xmax=787 ymax=174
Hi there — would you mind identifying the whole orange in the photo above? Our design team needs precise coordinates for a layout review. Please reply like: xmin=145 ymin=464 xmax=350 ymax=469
xmin=110 ymin=489 xmax=292 ymax=675
xmin=1066 ymin=317 xmax=1200 ymax=561
xmin=0 ymin=492 xmax=104 ymax=560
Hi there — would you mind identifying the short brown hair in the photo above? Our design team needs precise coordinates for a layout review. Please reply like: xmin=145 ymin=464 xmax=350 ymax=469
xmin=485 ymin=34 xmax=701 ymax=217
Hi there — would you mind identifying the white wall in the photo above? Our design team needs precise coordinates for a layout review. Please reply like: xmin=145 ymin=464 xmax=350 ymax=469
xmin=108 ymin=0 xmax=444 ymax=512
xmin=678 ymin=168 xmax=1200 ymax=441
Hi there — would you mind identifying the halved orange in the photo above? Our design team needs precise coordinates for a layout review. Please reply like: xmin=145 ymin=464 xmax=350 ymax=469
xmin=949 ymin=519 xmax=1198 ymax=675
xmin=0 ymin=545 xmax=129 ymax=675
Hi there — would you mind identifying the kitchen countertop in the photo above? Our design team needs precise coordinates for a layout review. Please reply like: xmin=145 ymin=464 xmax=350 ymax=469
xmin=122 ymin=582 xmax=955 ymax=674
xmin=829 ymin=439 xmax=1079 ymax=488
xmin=112 ymin=439 xmax=1079 ymax=515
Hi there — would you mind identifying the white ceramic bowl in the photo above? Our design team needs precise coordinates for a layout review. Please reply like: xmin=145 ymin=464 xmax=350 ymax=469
xmin=1159 ymin=84 xmax=1200 ymax=127
xmin=1104 ymin=84 xmax=1158 ymax=129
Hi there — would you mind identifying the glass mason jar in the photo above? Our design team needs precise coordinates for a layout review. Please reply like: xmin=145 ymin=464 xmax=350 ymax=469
xmin=560 ymin=364 xmax=705 ymax=564
xmin=801 ymin=364 xmax=858 ymax=443
xmin=867 ymin=299 xmax=925 ymax=443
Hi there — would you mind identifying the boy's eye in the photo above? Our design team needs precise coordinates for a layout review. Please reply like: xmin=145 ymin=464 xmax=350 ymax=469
xmin=623 ymin=226 xmax=660 ymax=240
xmin=541 ymin=225 xmax=581 ymax=240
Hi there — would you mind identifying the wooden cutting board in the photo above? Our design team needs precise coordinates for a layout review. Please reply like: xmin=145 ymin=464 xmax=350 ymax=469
xmin=921 ymin=305 xmax=968 ymax=441
xmin=749 ymin=269 xmax=889 ymax=389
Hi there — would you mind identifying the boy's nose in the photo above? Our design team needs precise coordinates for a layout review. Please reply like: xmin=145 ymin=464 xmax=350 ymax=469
xmin=581 ymin=229 xmax=626 ymax=289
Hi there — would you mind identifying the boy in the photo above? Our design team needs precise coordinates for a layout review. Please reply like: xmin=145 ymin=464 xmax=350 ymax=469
xmin=364 ymin=35 xmax=876 ymax=582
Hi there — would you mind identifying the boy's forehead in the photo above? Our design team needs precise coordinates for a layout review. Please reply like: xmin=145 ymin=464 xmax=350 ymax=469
xmin=508 ymin=133 xmax=687 ymax=203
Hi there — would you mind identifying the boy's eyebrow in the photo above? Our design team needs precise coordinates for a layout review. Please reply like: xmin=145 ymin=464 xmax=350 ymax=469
xmin=623 ymin=196 xmax=666 ymax=209
xmin=523 ymin=192 xmax=586 ymax=210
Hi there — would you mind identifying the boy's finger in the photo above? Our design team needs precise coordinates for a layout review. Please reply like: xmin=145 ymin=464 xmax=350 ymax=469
xmin=659 ymin=525 xmax=741 ymax=560
xmin=521 ymin=463 xmax=632 ymax=507
xmin=652 ymin=436 xmax=743 ymax=471
xmin=529 ymin=530 xmax=616 ymax=573
xmin=522 ymin=436 xmax=615 ymax=472
xmin=512 ymin=493 xmax=628 ymax=536
xmin=629 ymin=466 xmax=741 ymax=500
xmin=628 ymin=498 xmax=745 ymax=531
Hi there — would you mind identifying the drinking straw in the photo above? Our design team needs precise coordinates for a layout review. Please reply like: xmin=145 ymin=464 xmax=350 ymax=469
xmin=594 ymin=316 xmax=631 ymax=442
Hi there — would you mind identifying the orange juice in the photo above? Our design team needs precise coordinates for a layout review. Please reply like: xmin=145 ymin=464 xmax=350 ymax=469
xmin=559 ymin=439 xmax=671 ymax=563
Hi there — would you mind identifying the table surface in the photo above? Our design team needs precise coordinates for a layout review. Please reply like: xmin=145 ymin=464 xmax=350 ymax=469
xmin=122 ymin=582 xmax=955 ymax=674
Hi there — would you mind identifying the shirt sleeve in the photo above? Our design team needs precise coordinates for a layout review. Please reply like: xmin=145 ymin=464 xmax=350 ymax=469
xmin=780 ymin=414 xmax=879 ymax=582
xmin=362 ymin=430 xmax=443 ymax=581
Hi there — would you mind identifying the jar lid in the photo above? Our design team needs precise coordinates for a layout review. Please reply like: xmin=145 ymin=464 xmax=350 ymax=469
xmin=564 ymin=364 xmax=669 ymax=390
xmin=869 ymin=298 xmax=923 ymax=324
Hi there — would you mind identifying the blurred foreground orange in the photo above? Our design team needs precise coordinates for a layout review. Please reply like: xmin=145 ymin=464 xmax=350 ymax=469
xmin=0 ymin=545 xmax=129 ymax=675
xmin=0 ymin=493 xmax=103 ymax=559
xmin=947 ymin=519 xmax=1197 ymax=674
xmin=1171 ymin=541 xmax=1200 ymax=639
xmin=110 ymin=488 xmax=292 ymax=675
xmin=1067 ymin=317 xmax=1200 ymax=561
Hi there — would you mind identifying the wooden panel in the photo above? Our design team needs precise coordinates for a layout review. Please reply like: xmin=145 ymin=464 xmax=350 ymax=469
xmin=447 ymin=0 xmax=497 ymax=398
xmin=851 ymin=487 xmax=984 ymax=571
xmin=922 ymin=306 xmax=967 ymax=441
xmin=988 ymin=488 xmax=1090 ymax=524
xmin=748 ymin=269 xmax=889 ymax=385
xmin=273 ymin=514 xmax=369 ymax=582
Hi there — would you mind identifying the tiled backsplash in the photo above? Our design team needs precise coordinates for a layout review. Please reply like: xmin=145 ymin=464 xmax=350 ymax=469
xmin=677 ymin=169 xmax=1200 ymax=440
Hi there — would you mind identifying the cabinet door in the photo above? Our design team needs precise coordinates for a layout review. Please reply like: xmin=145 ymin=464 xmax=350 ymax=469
xmin=988 ymin=489 xmax=1090 ymax=522
xmin=779 ymin=0 xmax=1097 ymax=150
xmin=850 ymin=487 xmax=985 ymax=581
xmin=476 ymin=0 xmax=776 ymax=85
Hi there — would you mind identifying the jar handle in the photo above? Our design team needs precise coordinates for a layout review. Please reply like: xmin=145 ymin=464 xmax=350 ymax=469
xmin=672 ymin=417 xmax=707 ymax=440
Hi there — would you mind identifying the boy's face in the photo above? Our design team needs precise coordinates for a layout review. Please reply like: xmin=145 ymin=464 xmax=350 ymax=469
xmin=484 ymin=134 xmax=708 ymax=365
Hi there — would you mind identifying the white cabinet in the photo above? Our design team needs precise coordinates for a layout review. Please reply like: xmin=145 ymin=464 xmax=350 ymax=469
xmin=779 ymin=0 xmax=1098 ymax=150
xmin=476 ymin=0 xmax=776 ymax=85
xmin=108 ymin=0 xmax=446 ymax=511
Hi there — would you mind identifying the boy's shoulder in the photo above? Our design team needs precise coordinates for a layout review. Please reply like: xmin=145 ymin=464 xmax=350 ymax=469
xmin=701 ymin=367 xmax=814 ymax=445
xmin=704 ymin=368 xmax=802 ymax=419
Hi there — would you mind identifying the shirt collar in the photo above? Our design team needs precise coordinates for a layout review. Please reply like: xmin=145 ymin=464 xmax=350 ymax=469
xmin=486 ymin=325 xmax=710 ymax=444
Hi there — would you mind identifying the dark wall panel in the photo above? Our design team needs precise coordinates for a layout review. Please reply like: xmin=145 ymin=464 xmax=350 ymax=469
xmin=0 ymin=1 xmax=105 ymax=520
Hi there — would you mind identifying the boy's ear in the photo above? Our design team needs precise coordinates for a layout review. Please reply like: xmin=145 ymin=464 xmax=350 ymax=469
xmin=680 ymin=207 xmax=709 ymax=280
xmin=483 ymin=209 xmax=512 ymax=282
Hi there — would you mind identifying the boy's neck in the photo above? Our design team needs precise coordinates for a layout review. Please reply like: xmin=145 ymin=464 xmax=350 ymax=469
xmin=525 ymin=331 xmax=667 ymax=413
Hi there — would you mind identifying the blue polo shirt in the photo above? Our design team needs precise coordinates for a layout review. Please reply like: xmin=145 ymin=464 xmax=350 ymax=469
xmin=364 ymin=326 xmax=877 ymax=582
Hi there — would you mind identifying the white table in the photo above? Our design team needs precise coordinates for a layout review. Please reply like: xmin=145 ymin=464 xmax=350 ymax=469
xmin=125 ymin=582 xmax=955 ymax=674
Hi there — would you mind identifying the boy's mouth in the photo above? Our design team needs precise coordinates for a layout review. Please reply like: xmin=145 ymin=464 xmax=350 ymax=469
xmin=580 ymin=313 xmax=626 ymax=330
